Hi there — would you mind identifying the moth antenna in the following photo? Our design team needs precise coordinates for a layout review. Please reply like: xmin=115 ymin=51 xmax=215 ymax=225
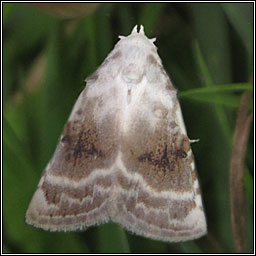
xmin=189 ymin=138 xmax=200 ymax=143
xmin=131 ymin=25 xmax=138 ymax=34
xmin=139 ymin=25 xmax=145 ymax=34
xmin=150 ymin=38 xmax=156 ymax=43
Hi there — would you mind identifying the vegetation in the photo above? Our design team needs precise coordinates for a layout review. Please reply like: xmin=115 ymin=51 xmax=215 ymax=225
xmin=3 ymin=3 xmax=253 ymax=253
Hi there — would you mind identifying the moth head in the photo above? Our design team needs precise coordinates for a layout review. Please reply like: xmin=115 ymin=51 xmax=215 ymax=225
xmin=117 ymin=25 xmax=157 ymax=51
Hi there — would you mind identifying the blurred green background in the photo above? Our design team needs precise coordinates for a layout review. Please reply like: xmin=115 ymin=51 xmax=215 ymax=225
xmin=3 ymin=3 xmax=253 ymax=253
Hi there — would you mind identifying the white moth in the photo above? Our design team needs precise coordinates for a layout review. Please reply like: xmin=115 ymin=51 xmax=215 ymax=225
xmin=26 ymin=25 xmax=207 ymax=242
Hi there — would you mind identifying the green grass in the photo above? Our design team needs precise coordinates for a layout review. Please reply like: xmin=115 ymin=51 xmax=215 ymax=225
xmin=3 ymin=3 xmax=253 ymax=253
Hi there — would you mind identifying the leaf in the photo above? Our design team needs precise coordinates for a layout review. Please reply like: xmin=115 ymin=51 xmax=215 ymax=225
xmin=96 ymin=224 xmax=130 ymax=253
xmin=179 ymin=83 xmax=252 ymax=106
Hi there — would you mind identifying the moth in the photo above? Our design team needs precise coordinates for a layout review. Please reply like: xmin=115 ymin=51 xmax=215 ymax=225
xmin=26 ymin=25 xmax=207 ymax=242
